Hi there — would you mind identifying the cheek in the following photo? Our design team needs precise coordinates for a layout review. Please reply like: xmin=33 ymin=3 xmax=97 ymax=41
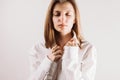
xmin=52 ymin=17 xmax=57 ymax=25
xmin=52 ymin=17 xmax=58 ymax=30
xmin=67 ymin=17 xmax=75 ymax=25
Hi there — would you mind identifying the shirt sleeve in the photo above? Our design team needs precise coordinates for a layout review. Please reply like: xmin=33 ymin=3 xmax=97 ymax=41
xmin=81 ymin=44 xmax=97 ymax=80
xmin=28 ymin=41 xmax=57 ymax=80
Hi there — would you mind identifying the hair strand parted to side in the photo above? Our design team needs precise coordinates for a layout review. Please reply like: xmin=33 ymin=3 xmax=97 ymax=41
xmin=44 ymin=0 xmax=84 ymax=48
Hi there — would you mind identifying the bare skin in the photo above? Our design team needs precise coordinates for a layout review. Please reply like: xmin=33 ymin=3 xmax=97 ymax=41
xmin=48 ymin=2 xmax=76 ymax=62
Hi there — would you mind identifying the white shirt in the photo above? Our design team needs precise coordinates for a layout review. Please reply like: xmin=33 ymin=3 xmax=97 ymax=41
xmin=28 ymin=33 xmax=97 ymax=80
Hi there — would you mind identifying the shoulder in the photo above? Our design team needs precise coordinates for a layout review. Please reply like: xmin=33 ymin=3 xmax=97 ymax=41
xmin=79 ymin=39 xmax=97 ymax=62
xmin=81 ymin=39 xmax=96 ymax=49
xmin=80 ymin=39 xmax=97 ymax=55
xmin=32 ymin=39 xmax=45 ymax=51
xmin=29 ymin=39 xmax=51 ymax=55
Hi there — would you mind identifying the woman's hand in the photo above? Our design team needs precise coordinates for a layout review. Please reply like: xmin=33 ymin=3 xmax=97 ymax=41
xmin=47 ymin=45 xmax=63 ymax=62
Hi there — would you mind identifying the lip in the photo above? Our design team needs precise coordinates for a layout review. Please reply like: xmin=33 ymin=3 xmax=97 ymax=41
xmin=58 ymin=24 xmax=67 ymax=27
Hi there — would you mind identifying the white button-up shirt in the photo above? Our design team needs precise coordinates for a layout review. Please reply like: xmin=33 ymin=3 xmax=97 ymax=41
xmin=29 ymin=33 xmax=97 ymax=80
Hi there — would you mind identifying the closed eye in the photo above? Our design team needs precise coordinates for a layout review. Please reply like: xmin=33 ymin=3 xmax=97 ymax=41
xmin=66 ymin=13 xmax=71 ymax=16
xmin=53 ymin=11 xmax=60 ymax=17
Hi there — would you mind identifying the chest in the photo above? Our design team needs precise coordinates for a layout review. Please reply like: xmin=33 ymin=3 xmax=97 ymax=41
xmin=56 ymin=48 xmax=84 ymax=80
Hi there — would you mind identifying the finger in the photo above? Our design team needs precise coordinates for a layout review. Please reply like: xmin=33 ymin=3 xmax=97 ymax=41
xmin=52 ymin=45 xmax=58 ymax=53
xmin=56 ymin=55 xmax=62 ymax=58
xmin=53 ymin=50 xmax=63 ymax=55
xmin=52 ymin=46 xmax=61 ymax=53
xmin=52 ymin=45 xmax=57 ymax=50
xmin=54 ymin=55 xmax=62 ymax=61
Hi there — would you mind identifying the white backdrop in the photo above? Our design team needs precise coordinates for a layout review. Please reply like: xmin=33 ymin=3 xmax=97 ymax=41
xmin=0 ymin=0 xmax=120 ymax=80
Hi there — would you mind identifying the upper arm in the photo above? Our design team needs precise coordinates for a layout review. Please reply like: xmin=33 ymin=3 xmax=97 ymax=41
xmin=29 ymin=41 xmax=48 ymax=73
xmin=81 ymin=44 xmax=97 ymax=80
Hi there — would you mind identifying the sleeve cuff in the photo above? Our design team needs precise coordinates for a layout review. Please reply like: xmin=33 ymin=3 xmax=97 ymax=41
xmin=39 ymin=56 xmax=57 ymax=72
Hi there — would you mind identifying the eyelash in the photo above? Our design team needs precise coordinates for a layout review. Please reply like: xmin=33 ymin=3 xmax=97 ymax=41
xmin=53 ymin=13 xmax=71 ymax=16
xmin=53 ymin=13 xmax=60 ymax=16
xmin=66 ymin=13 xmax=71 ymax=16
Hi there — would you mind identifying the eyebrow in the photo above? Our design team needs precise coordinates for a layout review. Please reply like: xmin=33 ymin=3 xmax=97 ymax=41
xmin=53 ymin=10 xmax=73 ymax=13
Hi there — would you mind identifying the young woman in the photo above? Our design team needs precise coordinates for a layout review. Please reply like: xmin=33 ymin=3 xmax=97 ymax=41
xmin=29 ymin=0 xmax=97 ymax=80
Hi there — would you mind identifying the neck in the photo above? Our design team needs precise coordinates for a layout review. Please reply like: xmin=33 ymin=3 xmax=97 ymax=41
xmin=57 ymin=32 xmax=73 ymax=48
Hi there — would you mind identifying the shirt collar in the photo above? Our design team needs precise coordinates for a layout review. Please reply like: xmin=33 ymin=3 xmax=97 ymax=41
xmin=53 ymin=31 xmax=80 ymax=47
xmin=66 ymin=31 xmax=80 ymax=46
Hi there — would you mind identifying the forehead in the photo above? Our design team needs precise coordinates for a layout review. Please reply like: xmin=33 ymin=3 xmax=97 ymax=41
xmin=53 ymin=2 xmax=75 ymax=12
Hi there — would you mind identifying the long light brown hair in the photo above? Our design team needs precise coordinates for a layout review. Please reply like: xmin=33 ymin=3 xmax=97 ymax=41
xmin=44 ymin=0 xmax=83 ymax=48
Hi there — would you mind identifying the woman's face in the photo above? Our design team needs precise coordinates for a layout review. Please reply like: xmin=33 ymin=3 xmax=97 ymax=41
xmin=52 ymin=2 xmax=75 ymax=35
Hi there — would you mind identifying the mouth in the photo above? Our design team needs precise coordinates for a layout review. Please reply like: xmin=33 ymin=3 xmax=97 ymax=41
xmin=58 ymin=24 xmax=67 ymax=28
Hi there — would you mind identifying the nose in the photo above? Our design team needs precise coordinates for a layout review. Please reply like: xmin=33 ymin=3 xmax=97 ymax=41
xmin=59 ymin=14 xmax=66 ymax=23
